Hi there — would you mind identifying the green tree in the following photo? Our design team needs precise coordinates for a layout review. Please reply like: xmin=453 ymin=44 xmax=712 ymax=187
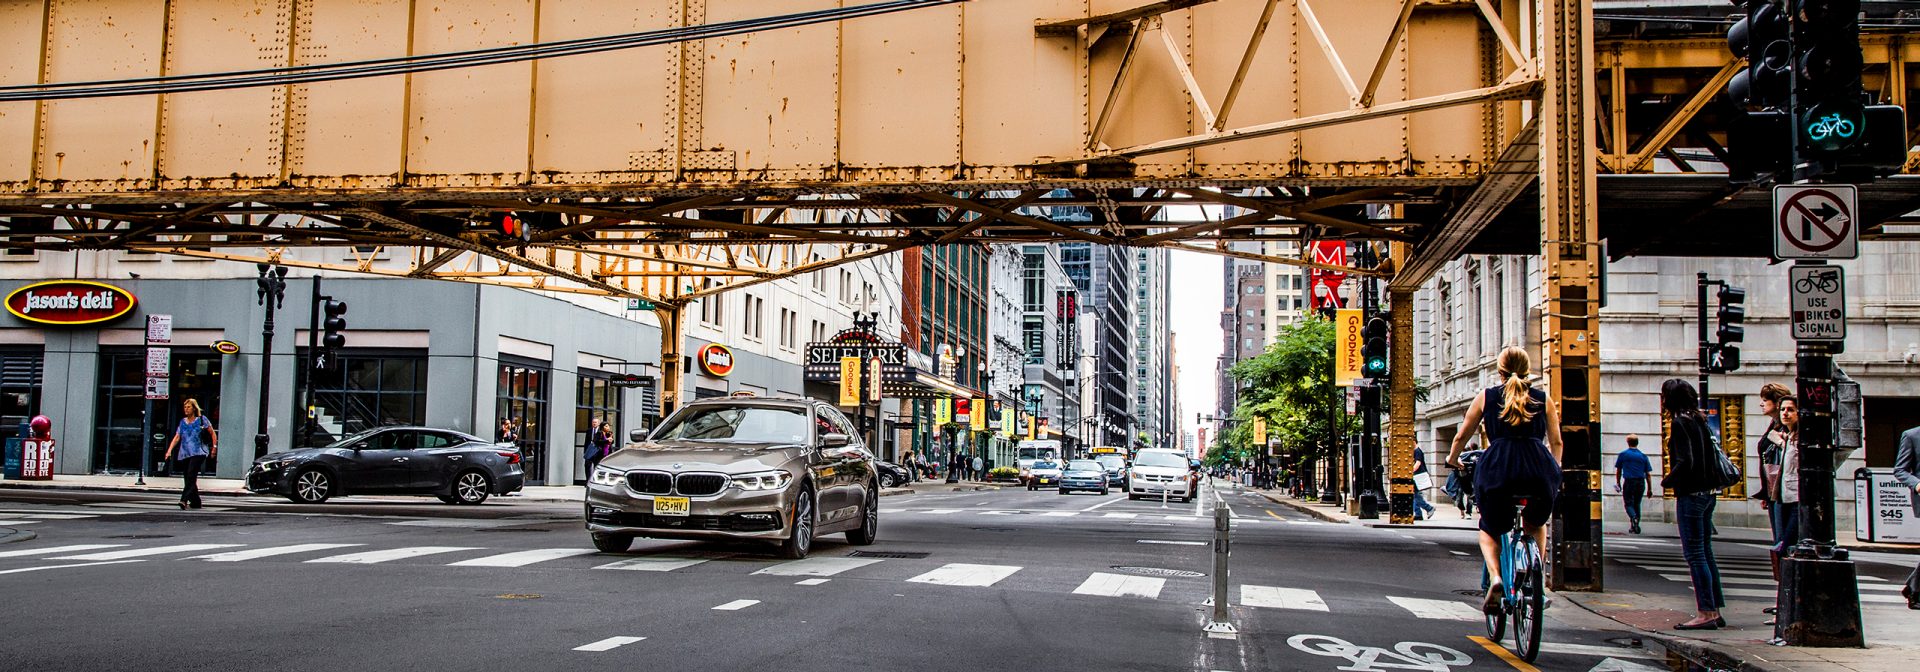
xmin=1228 ymin=317 xmax=1355 ymax=463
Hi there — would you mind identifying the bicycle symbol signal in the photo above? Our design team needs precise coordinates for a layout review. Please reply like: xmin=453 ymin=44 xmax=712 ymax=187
xmin=1794 ymin=268 xmax=1841 ymax=294
xmin=1806 ymin=113 xmax=1858 ymax=141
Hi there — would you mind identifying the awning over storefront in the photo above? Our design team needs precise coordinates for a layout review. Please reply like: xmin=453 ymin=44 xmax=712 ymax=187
xmin=801 ymin=325 xmax=980 ymax=400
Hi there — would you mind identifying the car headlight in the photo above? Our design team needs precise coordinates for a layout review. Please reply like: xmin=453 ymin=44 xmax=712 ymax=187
xmin=589 ymin=466 xmax=626 ymax=486
xmin=255 ymin=459 xmax=285 ymax=471
xmin=731 ymin=470 xmax=793 ymax=491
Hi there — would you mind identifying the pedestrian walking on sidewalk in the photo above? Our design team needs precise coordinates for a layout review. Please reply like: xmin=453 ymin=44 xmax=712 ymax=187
xmin=972 ymin=455 xmax=984 ymax=481
xmin=1411 ymin=447 xmax=1437 ymax=520
xmin=903 ymin=449 xmax=919 ymax=481
xmin=162 ymin=398 xmax=217 ymax=511
xmin=1659 ymin=379 xmax=1726 ymax=630
xmin=1443 ymin=346 xmax=1562 ymax=616
xmin=584 ymin=417 xmax=614 ymax=475
xmin=1615 ymin=434 xmax=1652 ymax=534
xmin=1754 ymin=382 xmax=1792 ymax=582
xmin=1895 ymin=424 xmax=1920 ymax=609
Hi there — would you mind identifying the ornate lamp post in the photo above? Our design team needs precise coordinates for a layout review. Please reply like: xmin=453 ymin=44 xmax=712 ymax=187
xmin=254 ymin=263 xmax=287 ymax=459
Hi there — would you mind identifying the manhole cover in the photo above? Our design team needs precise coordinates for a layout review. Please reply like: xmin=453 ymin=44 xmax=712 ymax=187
xmin=849 ymin=550 xmax=930 ymax=559
xmin=106 ymin=534 xmax=172 ymax=539
xmin=1112 ymin=566 xmax=1205 ymax=578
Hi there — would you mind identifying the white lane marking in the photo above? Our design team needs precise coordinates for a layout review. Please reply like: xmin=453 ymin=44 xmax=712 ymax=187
xmin=0 ymin=559 xmax=147 ymax=575
xmin=1040 ymin=512 xmax=1078 ymax=517
xmin=795 ymin=578 xmax=830 ymax=586
xmin=573 ymin=636 xmax=646 ymax=652
xmin=449 ymin=548 xmax=600 ymax=568
xmin=6 ymin=513 xmax=96 ymax=520
xmin=1079 ymin=495 xmax=1128 ymax=512
xmin=905 ymin=563 xmax=1023 ymax=587
xmin=0 ymin=520 xmax=40 ymax=526
xmin=1193 ymin=489 xmax=1205 ymax=517
xmin=1386 ymin=596 xmax=1483 ymax=621
xmin=1240 ymin=585 xmax=1329 ymax=611
xmin=1536 ymin=643 xmax=1661 ymax=660
xmin=753 ymin=557 xmax=883 ymax=577
xmin=924 ymin=509 xmax=962 ymax=515
xmin=1165 ymin=515 xmax=1198 ymax=522
xmin=594 ymin=556 xmax=709 ymax=572
xmin=85 ymin=503 xmax=231 ymax=511
xmin=1450 ymin=551 xmax=1470 ymax=556
xmin=1287 ymin=520 xmax=1326 ymax=526
xmin=1103 ymin=512 xmax=1138 ymax=519
xmin=0 ymin=508 xmax=137 ymax=516
xmin=980 ymin=510 xmax=1020 ymax=516
xmin=385 ymin=519 xmax=523 ymax=529
xmin=879 ymin=508 xmax=906 ymax=514
xmin=1631 ymin=564 xmax=1773 ymax=577
xmin=712 ymin=599 xmax=760 ymax=611
xmin=192 ymin=543 xmax=364 ymax=562
xmin=306 ymin=546 xmax=483 ymax=564
xmin=1137 ymin=540 xmax=1205 ymax=546
xmin=0 ymin=544 xmax=128 ymax=558
xmin=51 ymin=544 xmax=244 ymax=561
xmin=1073 ymin=572 xmax=1165 ymax=599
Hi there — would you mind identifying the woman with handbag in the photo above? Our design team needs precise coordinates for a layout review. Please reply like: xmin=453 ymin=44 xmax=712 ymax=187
xmin=1659 ymin=379 xmax=1726 ymax=630
xmin=162 ymin=398 xmax=217 ymax=511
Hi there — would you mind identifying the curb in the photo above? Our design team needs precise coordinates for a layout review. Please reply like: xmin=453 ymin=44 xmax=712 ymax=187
xmin=1367 ymin=522 xmax=1483 ymax=532
xmin=0 ymin=527 xmax=35 ymax=545
xmin=0 ymin=480 xmax=247 ymax=498
xmin=1554 ymin=590 xmax=1791 ymax=672
xmin=1244 ymin=488 xmax=1349 ymax=524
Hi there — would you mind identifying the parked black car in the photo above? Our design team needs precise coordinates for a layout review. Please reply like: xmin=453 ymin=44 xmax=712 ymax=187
xmin=247 ymin=427 xmax=525 ymax=504
xmin=874 ymin=460 xmax=911 ymax=488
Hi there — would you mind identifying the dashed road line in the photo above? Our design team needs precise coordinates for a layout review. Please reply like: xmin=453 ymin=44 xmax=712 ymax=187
xmin=753 ymin=557 xmax=883 ymax=577
xmin=906 ymin=563 xmax=1022 ymax=587
xmin=712 ymin=599 xmax=760 ymax=611
xmin=573 ymin=636 xmax=646 ymax=652
xmin=0 ymin=544 xmax=128 ymax=558
xmin=192 ymin=544 xmax=364 ymax=562
xmin=306 ymin=546 xmax=482 ymax=564
xmin=1072 ymin=572 xmax=1165 ymax=599
xmin=595 ymin=556 xmax=709 ymax=572
xmin=449 ymin=548 xmax=599 ymax=568
xmin=1386 ymin=596 xmax=1483 ymax=621
xmin=1239 ymin=585 xmax=1329 ymax=611
xmin=51 ymin=544 xmax=244 ymax=561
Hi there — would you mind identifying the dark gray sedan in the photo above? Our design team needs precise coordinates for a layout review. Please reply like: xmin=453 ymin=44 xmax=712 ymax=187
xmin=246 ymin=427 xmax=525 ymax=505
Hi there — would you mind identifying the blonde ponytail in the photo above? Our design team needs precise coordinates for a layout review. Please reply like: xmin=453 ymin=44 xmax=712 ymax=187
xmin=1496 ymin=347 xmax=1536 ymax=424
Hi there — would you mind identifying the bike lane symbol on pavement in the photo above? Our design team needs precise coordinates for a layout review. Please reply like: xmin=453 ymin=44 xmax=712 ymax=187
xmin=1287 ymin=634 xmax=1472 ymax=672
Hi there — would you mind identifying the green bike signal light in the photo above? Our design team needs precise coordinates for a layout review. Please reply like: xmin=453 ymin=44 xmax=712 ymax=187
xmin=1802 ymin=100 xmax=1864 ymax=154
xmin=1360 ymin=316 xmax=1389 ymax=377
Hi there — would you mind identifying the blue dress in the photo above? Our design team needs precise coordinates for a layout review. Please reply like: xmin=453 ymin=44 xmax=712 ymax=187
xmin=1473 ymin=386 xmax=1561 ymax=534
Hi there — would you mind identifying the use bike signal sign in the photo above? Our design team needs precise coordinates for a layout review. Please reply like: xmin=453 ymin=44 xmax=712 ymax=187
xmin=1773 ymin=184 xmax=1858 ymax=260
xmin=1789 ymin=265 xmax=1846 ymax=341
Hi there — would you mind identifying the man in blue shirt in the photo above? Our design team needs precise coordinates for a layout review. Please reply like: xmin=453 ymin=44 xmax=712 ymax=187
xmin=1615 ymin=434 xmax=1654 ymax=534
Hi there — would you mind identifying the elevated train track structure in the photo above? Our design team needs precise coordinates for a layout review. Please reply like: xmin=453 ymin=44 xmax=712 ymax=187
xmin=0 ymin=0 xmax=1914 ymax=582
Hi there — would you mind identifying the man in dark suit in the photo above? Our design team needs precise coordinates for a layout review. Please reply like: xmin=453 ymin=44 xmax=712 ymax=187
xmin=1898 ymin=426 xmax=1920 ymax=609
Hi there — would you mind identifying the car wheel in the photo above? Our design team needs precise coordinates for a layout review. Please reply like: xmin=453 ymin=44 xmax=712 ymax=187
xmin=779 ymin=487 xmax=816 ymax=559
xmin=288 ymin=467 xmax=333 ymax=504
xmin=847 ymin=483 xmax=879 ymax=546
xmin=592 ymin=532 xmax=633 ymax=553
xmin=452 ymin=470 xmax=492 ymax=505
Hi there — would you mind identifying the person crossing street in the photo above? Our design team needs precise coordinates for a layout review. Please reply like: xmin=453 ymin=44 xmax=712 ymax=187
xmin=1615 ymin=434 xmax=1652 ymax=534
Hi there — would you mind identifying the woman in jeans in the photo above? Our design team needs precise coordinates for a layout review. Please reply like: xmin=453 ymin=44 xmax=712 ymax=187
xmin=1659 ymin=379 xmax=1725 ymax=630
xmin=162 ymin=398 xmax=217 ymax=511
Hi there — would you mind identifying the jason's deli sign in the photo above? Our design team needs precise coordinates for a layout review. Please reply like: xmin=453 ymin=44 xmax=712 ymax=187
xmin=5 ymin=281 xmax=138 ymax=325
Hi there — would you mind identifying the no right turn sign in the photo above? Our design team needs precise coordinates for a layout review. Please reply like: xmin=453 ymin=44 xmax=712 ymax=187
xmin=1774 ymin=184 xmax=1859 ymax=260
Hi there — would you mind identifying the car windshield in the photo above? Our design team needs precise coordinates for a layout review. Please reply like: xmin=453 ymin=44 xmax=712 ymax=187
xmin=653 ymin=405 xmax=809 ymax=444
xmin=1068 ymin=460 xmax=1103 ymax=472
xmin=322 ymin=428 xmax=384 ymax=450
xmin=1133 ymin=451 xmax=1187 ymax=468
xmin=1094 ymin=455 xmax=1126 ymax=470
xmin=1032 ymin=460 xmax=1060 ymax=470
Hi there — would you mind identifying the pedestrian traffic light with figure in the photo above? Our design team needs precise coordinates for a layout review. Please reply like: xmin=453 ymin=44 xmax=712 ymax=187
xmin=317 ymin=299 xmax=347 ymax=371
xmin=1708 ymin=286 xmax=1745 ymax=373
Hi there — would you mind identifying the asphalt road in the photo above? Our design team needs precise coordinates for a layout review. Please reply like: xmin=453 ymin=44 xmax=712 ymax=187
xmin=0 ymin=480 xmax=1702 ymax=672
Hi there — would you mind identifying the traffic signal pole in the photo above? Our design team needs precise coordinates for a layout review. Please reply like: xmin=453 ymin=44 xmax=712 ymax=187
xmin=1385 ymin=289 xmax=1417 ymax=525
xmin=1780 ymin=336 xmax=1864 ymax=647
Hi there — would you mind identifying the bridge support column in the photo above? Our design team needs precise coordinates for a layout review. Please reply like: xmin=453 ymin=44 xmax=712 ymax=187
xmin=656 ymin=304 xmax=685 ymax=419
xmin=1386 ymin=288 xmax=1417 ymax=525
xmin=1540 ymin=0 xmax=1605 ymax=591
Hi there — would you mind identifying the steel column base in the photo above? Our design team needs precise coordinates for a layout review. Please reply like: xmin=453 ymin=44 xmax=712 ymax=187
xmin=1779 ymin=556 xmax=1867 ymax=648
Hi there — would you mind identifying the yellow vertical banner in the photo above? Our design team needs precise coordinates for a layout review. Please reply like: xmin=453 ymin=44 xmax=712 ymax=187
xmin=970 ymin=399 xmax=986 ymax=431
xmin=1253 ymin=417 xmax=1268 ymax=445
xmin=1025 ymin=416 xmax=1036 ymax=440
xmin=935 ymin=398 xmax=952 ymax=425
xmin=1001 ymin=405 xmax=1014 ymax=437
xmin=1334 ymin=308 xmax=1363 ymax=386
xmin=838 ymin=357 xmax=861 ymax=407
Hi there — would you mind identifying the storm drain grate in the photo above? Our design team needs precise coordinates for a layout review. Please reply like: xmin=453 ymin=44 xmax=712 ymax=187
xmin=848 ymin=551 xmax=930 ymax=559
xmin=1111 ymin=566 xmax=1205 ymax=578
xmin=106 ymin=534 xmax=172 ymax=539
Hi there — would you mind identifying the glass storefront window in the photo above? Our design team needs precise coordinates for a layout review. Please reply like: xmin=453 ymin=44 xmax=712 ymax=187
xmin=294 ymin=351 xmax=427 ymax=447
xmin=496 ymin=360 xmax=550 ymax=485
xmin=94 ymin=350 xmax=220 ymax=475
xmin=574 ymin=373 xmax=624 ymax=485
xmin=0 ymin=349 xmax=44 ymax=445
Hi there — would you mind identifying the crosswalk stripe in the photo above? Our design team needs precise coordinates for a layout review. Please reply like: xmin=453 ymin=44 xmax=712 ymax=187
xmin=594 ymin=556 xmax=709 ymax=572
xmin=0 ymin=544 xmax=126 ymax=558
xmin=448 ymin=548 xmax=599 ymax=568
xmin=192 ymin=544 xmax=364 ymax=562
xmin=1164 ymin=516 xmax=1197 ymax=521
xmin=712 ymin=599 xmax=760 ymax=611
xmin=753 ymin=557 xmax=883 ymax=577
xmin=0 ymin=520 xmax=40 ymax=526
xmin=8 ymin=514 xmax=97 ymax=520
xmin=1536 ymin=643 xmax=1662 ymax=660
xmin=1040 ymin=512 xmax=1078 ymax=517
xmin=1240 ymin=585 xmax=1329 ymax=611
xmin=1631 ymin=564 xmax=1773 ymax=577
xmin=980 ymin=511 xmax=1019 ymax=516
xmin=1387 ymin=596 xmax=1483 ymax=621
xmin=1103 ymin=513 xmax=1138 ymax=519
xmin=924 ymin=509 xmax=962 ymax=515
xmin=1721 ymin=587 xmax=1909 ymax=604
xmin=906 ymin=563 xmax=1022 ymax=587
xmin=51 ymin=544 xmax=244 ymax=561
xmin=306 ymin=546 xmax=482 ymax=564
xmin=573 ymin=636 xmax=645 ymax=652
xmin=1072 ymin=572 xmax=1165 ymax=599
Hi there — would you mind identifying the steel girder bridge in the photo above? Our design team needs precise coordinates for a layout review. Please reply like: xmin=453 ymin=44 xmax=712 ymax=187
xmin=0 ymin=0 xmax=1914 ymax=588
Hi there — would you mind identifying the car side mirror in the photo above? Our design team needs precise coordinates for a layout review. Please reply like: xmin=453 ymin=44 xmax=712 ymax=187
xmin=351 ymin=442 xmax=368 ymax=451
xmin=820 ymin=433 xmax=852 ymax=448
xmin=629 ymin=428 xmax=650 ymax=443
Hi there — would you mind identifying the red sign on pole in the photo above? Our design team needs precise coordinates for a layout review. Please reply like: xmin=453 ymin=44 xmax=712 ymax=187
xmin=1309 ymin=241 xmax=1349 ymax=310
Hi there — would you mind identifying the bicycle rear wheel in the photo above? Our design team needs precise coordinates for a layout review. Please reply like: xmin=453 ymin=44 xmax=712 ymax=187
xmin=1512 ymin=563 xmax=1544 ymax=661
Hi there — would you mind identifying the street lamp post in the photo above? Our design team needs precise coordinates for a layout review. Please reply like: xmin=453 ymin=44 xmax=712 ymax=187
xmin=254 ymin=263 xmax=287 ymax=460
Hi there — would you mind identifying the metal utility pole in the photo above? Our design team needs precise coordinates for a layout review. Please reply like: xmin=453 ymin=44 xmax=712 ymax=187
xmin=254 ymin=263 xmax=287 ymax=459
xmin=1354 ymin=250 xmax=1383 ymax=519
xmin=303 ymin=276 xmax=321 ymax=449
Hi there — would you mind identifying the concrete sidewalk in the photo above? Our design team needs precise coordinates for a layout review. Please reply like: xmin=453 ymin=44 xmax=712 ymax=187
xmin=1242 ymin=482 xmax=1920 ymax=671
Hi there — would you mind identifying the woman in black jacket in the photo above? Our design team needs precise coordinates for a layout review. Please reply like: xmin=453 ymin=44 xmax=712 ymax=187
xmin=1660 ymin=379 xmax=1725 ymax=629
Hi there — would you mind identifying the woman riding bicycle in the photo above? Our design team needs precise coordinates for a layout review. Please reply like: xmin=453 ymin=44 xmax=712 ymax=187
xmin=1446 ymin=346 xmax=1564 ymax=615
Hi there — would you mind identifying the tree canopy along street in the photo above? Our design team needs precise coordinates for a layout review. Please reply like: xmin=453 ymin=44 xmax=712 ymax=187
xmin=0 ymin=0 xmax=1915 ymax=565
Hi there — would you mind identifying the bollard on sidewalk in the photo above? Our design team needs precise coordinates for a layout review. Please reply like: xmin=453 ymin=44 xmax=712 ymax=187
xmin=1203 ymin=497 xmax=1236 ymax=636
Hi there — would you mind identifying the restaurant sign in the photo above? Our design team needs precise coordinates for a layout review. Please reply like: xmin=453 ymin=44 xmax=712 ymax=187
xmin=6 ymin=280 xmax=138 ymax=325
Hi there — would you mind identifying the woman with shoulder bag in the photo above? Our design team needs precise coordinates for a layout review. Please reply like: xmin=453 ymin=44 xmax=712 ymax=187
xmin=1660 ymin=379 xmax=1726 ymax=630
xmin=162 ymin=398 xmax=217 ymax=511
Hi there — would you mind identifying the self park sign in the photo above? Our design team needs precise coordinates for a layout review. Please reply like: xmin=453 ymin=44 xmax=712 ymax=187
xmin=6 ymin=280 xmax=137 ymax=325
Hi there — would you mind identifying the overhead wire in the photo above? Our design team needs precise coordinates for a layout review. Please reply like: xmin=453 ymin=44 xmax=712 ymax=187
xmin=0 ymin=0 xmax=964 ymax=102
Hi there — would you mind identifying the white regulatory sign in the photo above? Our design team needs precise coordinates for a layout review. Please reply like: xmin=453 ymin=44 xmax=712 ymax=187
xmin=145 ymin=313 xmax=173 ymax=344
xmin=1773 ymin=184 xmax=1859 ymax=260
xmin=1789 ymin=265 xmax=1846 ymax=341
xmin=145 ymin=347 xmax=170 ymax=376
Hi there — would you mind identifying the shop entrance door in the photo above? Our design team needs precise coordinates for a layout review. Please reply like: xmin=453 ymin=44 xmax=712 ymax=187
xmin=94 ymin=350 xmax=222 ymax=476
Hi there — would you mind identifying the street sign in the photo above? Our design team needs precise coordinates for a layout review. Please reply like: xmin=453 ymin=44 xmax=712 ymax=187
xmin=146 ymin=313 xmax=173 ymax=344
xmin=625 ymin=298 xmax=655 ymax=311
xmin=1334 ymin=309 xmax=1362 ymax=385
xmin=144 ymin=376 xmax=170 ymax=400
xmin=1789 ymin=264 xmax=1847 ymax=341
xmin=1773 ymin=184 xmax=1859 ymax=260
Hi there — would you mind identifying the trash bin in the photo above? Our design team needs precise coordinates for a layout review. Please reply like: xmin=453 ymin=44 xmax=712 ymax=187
xmin=2 ymin=437 xmax=20 ymax=479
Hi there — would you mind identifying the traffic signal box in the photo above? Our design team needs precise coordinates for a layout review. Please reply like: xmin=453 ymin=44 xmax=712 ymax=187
xmin=1711 ymin=286 xmax=1746 ymax=373
xmin=318 ymin=299 xmax=348 ymax=370
xmin=1724 ymin=0 xmax=1906 ymax=181
xmin=1360 ymin=315 xmax=1389 ymax=378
